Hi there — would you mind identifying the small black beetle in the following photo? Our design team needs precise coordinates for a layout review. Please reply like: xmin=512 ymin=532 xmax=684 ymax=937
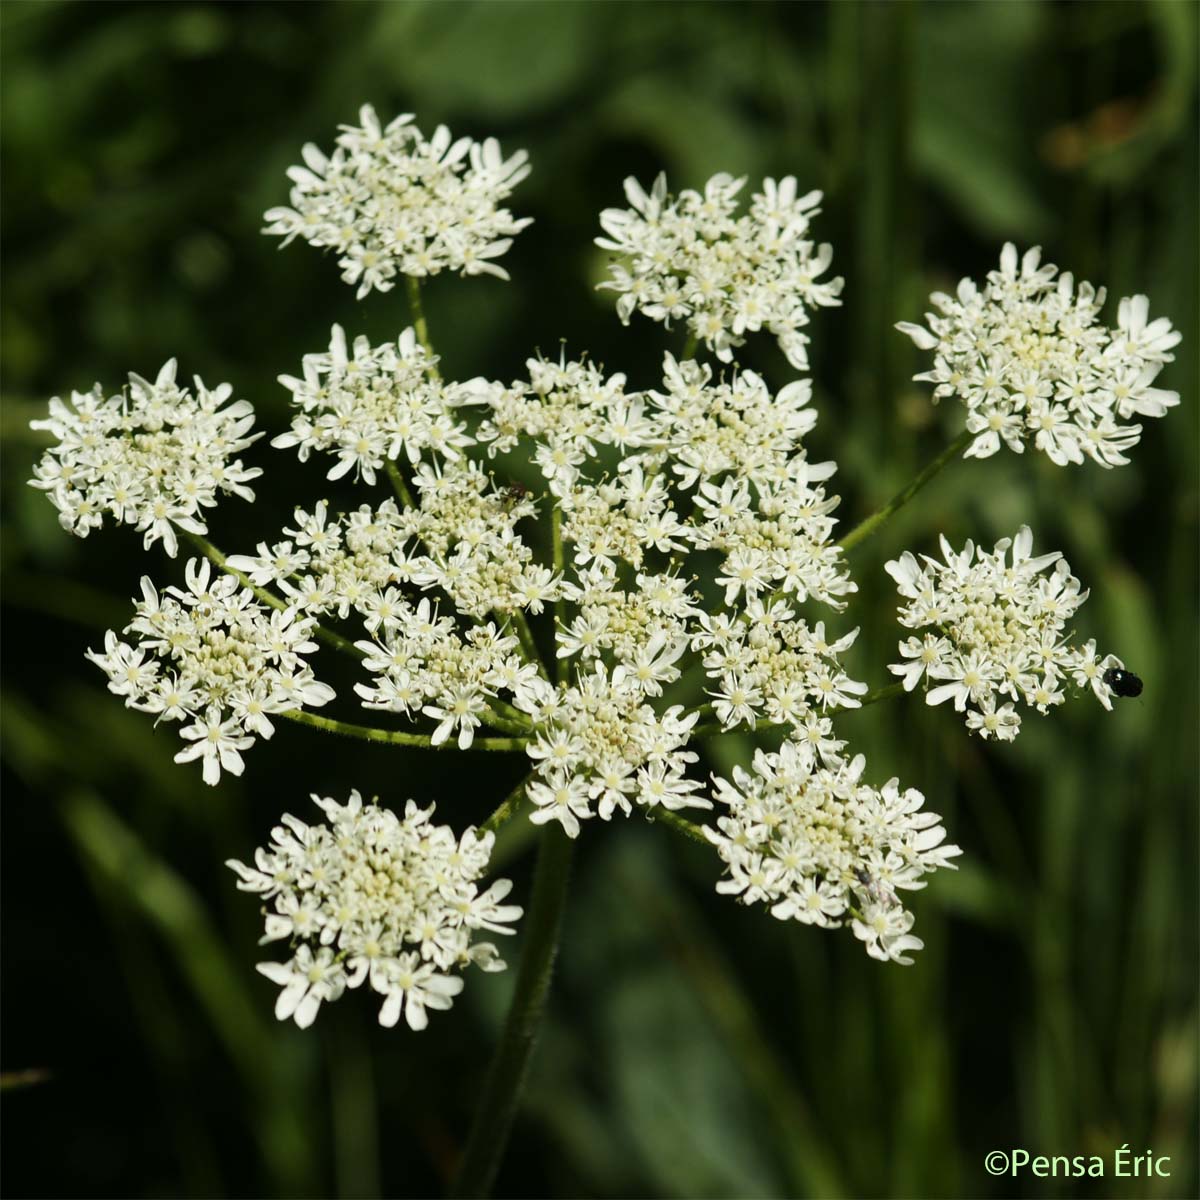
xmin=1103 ymin=668 xmax=1143 ymax=699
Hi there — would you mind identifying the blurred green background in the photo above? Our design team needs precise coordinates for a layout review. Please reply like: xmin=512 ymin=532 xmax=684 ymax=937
xmin=2 ymin=2 xmax=1197 ymax=1197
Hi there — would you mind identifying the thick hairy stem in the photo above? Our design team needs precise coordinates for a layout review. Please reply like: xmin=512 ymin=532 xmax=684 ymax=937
xmin=836 ymin=429 xmax=973 ymax=553
xmin=279 ymin=709 xmax=528 ymax=752
xmin=182 ymin=531 xmax=363 ymax=659
xmin=451 ymin=826 xmax=574 ymax=1198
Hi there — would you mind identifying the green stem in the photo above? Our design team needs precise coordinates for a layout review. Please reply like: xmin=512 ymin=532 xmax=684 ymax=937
xmin=681 ymin=332 xmax=699 ymax=360
xmin=479 ymin=705 xmax=533 ymax=736
xmin=385 ymin=459 xmax=416 ymax=508
xmin=551 ymin=507 xmax=567 ymax=687
xmin=649 ymin=807 xmax=711 ymax=845
xmin=406 ymin=275 xmax=438 ymax=376
xmin=856 ymin=680 xmax=905 ymax=707
xmin=690 ymin=681 xmax=905 ymax=739
xmin=836 ymin=429 xmax=972 ymax=553
xmin=279 ymin=709 xmax=528 ymax=752
xmin=451 ymin=826 xmax=575 ymax=1198
xmin=481 ymin=774 xmax=532 ymax=834
xmin=488 ymin=697 xmax=533 ymax=728
xmin=183 ymin=531 xmax=363 ymax=659
xmin=328 ymin=1016 xmax=380 ymax=1200
xmin=510 ymin=609 xmax=551 ymax=682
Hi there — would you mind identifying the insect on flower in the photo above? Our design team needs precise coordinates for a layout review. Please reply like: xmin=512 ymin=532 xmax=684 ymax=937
xmin=1103 ymin=667 xmax=1143 ymax=698
xmin=854 ymin=866 xmax=898 ymax=908
xmin=499 ymin=482 xmax=533 ymax=508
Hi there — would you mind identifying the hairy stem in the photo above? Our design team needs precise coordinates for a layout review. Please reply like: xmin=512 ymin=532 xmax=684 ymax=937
xmin=510 ymin=609 xmax=551 ymax=682
xmin=280 ymin=709 xmax=528 ymax=752
xmin=385 ymin=459 xmax=416 ymax=508
xmin=836 ymin=428 xmax=973 ymax=553
xmin=481 ymin=774 xmax=532 ymax=834
xmin=479 ymin=707 xmax=533 ymax=736
xmin=551 ymin=507 xmax=567 ymax=687
xmin=182 ymin=530 xmax=363 ymax=659
xmin=649 ymin=807 xmax=712 ymax=845
xmin=855 ymin=680 xmax=905 ymax=707
xmin=451 ymin=826 xmax=574 ymax=1197
xmin=406 ymin=275 xmax=438 ymax=376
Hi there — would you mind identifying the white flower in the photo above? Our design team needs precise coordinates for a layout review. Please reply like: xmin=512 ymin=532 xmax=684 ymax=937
xmin=852 ymin=904 xmax=925 ymax=966
xmin=377 ymin=955 xmax=464 ymax=1032
xmin=86 ymin=559 xmax=333 ymax=785
xmin=264 ymin=105 xmax=532 ymax=297
xmin=174 ymin=708 xmax=255 ymax=786
xmin=527 ymin=773 xmax=594 ymax=838
xmin=898 ymin=243 xmax=1180 ymax=467
xmin=257 ymin=946 xmax=348 ymax=1029
xmin=886 ymin=526 xmax=1122 ymax=738
xmin=596 ymin=172 xmax=843 ymax=367
xmin=272 ymin=325 xmax=480 ymax=484
xmin=707 ymin=738 xmax=959 ymax=964
xmin=229 ymin=793 xmax=520 ymax=1029
xmin=29 ymin=360 xmax=261 ymax=555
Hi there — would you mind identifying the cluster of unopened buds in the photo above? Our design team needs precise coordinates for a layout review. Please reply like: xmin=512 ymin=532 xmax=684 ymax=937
xmin=31 ymin=105 xmax=1178 ymax=1029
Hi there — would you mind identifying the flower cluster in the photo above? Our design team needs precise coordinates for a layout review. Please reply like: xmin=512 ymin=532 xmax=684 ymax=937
xmin=263 ymin=105 xmax=532 ymax=297
xmin=898 ymin=243 xmax=1180 ymax=467
xmin=503 ymin=353 xmax=863 ymax=835
xmin=476 ymin=353 xmax=644 ymax=494
xmin=521 ymin=634 xmax=706 ymax=837
xmin=225 ymin=481 xmax=553 ymax=749
xmin=596 ymin=173 xmax=843 ymax=368
xmin=87 ymin=560 xmax=334 ymax=784
xmin=272 ymin=325 xmax=487 ymax=485
xmin=29 ymin=360 xmax=261 ymax=556
xmin=228 ymin=792 xmax=521 ymax=1029
xmin=707 ymin=738 xmax=961 ymax=964
xmin=31 ymin=101 xmax=1189 ymax=1020
xmin=230 ymin=337 xmax=865 ymax=818
xmin=885 ymin=526 xmax=1121 ymax=740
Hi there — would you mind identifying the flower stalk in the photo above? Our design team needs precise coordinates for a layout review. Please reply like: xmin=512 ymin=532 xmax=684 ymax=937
xmin=649 ymin=807 xmax=711 ymax=844
xmin=406 ymin=275 xmax=437 ymax=374
xmin=550 ymin=507 xmax=567 ymax=687
xmin=281 ymin=709 xmax=529 ymax=752
xmin=385 ymin=458 xmax=416 ymax=508
xmin=450 ymin=825 xmax=574 ymax=1198
xmin=510 ymin=609 xmax=550 ymax=680
xmin=482 ymin=774 xmax=532 ymax=834
xmin=836 ymin=429 xmax=973 ymax=553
